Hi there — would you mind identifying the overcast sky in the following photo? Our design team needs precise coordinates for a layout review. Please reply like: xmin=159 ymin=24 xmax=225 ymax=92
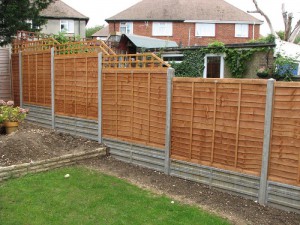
xmin=62 ymin=0 xmax=300 ymax=36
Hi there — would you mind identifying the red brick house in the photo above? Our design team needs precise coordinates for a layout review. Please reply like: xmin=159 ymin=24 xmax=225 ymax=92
xmin=106 ymin=0 xmax=263 ymax=47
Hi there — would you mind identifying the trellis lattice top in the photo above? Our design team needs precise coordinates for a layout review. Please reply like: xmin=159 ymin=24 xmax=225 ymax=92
xmin=102 ymin=53 xmax=170 ymax=69
xmin=55 ymin=40 xmax=116 ymax=56
xmin=12 ymin=38 xmax=60 ymax=54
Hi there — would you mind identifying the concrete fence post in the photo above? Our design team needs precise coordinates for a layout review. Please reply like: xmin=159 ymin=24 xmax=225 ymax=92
xmin=164 ymin=67 xmax=175 ymax=175
xmin=258 ymin=78 xmax=275 ymax=205
xmin=98 ymin=53 xmax=103 ymax=143
xmin=19 ymin=51 xmax=23 ymax=108
xmin=51 ymin=47 xmax=55 ymax=129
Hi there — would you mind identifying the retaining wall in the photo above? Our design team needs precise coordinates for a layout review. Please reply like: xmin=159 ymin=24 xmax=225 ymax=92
xmin=0 ymin=148 xmax=106 ymax=182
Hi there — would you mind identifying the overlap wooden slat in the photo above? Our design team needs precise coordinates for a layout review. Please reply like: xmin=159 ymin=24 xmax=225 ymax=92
xmin=211 ymin=82 xmax=217 ymax=164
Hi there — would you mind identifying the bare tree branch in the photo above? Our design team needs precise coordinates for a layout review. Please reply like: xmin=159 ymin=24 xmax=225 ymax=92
xmin=289 ymin=20 xmax=300 ymax=42
xmin=248 ymin=0 xmax=279 ymax=38
xmin=282 ymin=3 xmax=293 ymax=41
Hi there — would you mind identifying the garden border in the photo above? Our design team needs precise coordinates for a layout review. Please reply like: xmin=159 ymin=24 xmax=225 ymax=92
xmin=0 ymin=147 xmax=107 ymax=182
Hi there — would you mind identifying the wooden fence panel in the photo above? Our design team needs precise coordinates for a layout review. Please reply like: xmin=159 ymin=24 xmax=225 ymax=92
xmin=102 ymin=69 xmax=167 ymax=148
xmin=11 ymin=54 xmax=20 ymax=106
xmin=22 ymin=52 xmax=51 ymax=106
xmin=269 ymin=83 xmax=300 ymax=186
xmin=54 ymin=55 xmax=98 ymax=119
xmin=171 ymin=78 xmax=267 ymax=176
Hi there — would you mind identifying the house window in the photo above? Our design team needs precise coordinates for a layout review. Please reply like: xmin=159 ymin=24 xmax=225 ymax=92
xmin=203 ymin=54 xmax=225 ymax=78
xmin=277 ymin=62 xmax=300 ymax=76
xmin=162 ymin=53 xmax=183 ymax=63
xmin=120 ymin=22 xmax=133 ymax=34
xmin=235 ymin=24 xmax=249 ymax=37
xmin=152 ymin=22 xmax=173 ymax=36
xmin=60 ymin=20 xmax=74 ymax=33
xmin=26 ymin=20 xmax=40 ymax=30
xmin=195 ymin=23 xmax=215 ymax=37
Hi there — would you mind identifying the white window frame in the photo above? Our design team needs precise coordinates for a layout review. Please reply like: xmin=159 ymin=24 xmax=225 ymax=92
xmin=120 ymin=22 xmax=133 ymax=34
xmin=195 ymin=23 xmax=215 ymax=37
xmin=60 ymin=20 xmax=74 ymax=33
xmin=152 ymin=22 xmax=173 ymax=36
xmin=203 ymin=54 xmax=225 ymax=79
xmin=235 ymin=24 xmax=249 ymax=38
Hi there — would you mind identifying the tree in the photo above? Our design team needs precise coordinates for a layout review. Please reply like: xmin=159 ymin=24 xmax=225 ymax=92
xmin=85 ymin=25 xmax=104 ymax=39
xmin=0 ymin=0 xmax=54 ymax=46
xmin=248 ymin=0 xmax=300 ymax=43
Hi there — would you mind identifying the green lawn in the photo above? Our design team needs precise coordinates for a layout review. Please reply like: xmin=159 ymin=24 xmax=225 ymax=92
xmin=0 ymin=167 xmax=231 ymax=225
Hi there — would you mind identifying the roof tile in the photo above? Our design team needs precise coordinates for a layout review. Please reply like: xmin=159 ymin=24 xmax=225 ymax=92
xmin=106 ymin=0 xmax=262 ymax=23
xmin=41 ymin=0 xmax=89 ymax=20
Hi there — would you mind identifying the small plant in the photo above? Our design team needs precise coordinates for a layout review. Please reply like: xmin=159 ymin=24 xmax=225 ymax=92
xmin=256 ymin=66 xmax=271 ymax=78
xmin=0 ymin=100 xmax=29 ymax=123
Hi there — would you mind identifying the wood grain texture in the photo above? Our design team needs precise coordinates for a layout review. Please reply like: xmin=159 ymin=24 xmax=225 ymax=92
xmin=171 ymin=79 xmax=267 ymax=176
xmin=54 ymin=55 xmax=99 ymax=119
xmin=102 ymin=69 xmax=167 ymax=148
xmin=268 ymin=84 xmax=300 ymax=186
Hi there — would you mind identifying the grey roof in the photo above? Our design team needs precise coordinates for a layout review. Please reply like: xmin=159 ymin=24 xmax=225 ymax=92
xmin=121 ymin=34 xmax=178 ymax=48
xmin=106 ymin=0 xmax=262 ymax=23
xmin=40 ymin=0 xmax=89 ymax=21
xmin=92 ymin=26 xmax=110 ymax=37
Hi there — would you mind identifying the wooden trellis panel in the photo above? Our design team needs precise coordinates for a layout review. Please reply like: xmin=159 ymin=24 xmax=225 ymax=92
xmin=171 ymin=78 xmax=267 ymax=176
xmin=269 ymin=82 xmax=300 ymax=186
xmin=102 ymin=69 xmax=167 ymax=148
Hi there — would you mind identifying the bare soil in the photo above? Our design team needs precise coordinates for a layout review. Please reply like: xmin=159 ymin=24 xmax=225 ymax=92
xmin=1 ymin=122 xmax=300 ymax=225
xmin=0 ymin=122 xmax=102 ymax=166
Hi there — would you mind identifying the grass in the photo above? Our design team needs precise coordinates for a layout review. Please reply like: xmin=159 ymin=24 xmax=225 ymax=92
xmin=0 ymin=167 xmax=231 ymax=225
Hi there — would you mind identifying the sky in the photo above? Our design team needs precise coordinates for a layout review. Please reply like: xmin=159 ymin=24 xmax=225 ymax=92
xmin=62 ymin=0 xmax=300 ymax=36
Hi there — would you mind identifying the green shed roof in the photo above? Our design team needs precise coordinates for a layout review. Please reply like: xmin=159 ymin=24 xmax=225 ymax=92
xmin=122 ymin=34 xmax=178 ymax=49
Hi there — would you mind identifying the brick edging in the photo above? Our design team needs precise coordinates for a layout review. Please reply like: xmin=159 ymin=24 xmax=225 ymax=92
xmin=0 ymin=147 xmax=107 ymax=181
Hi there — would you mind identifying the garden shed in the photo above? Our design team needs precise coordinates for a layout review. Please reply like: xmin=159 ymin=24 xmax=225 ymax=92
xmin=117 ymin=34 xmax=178 ymax=54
